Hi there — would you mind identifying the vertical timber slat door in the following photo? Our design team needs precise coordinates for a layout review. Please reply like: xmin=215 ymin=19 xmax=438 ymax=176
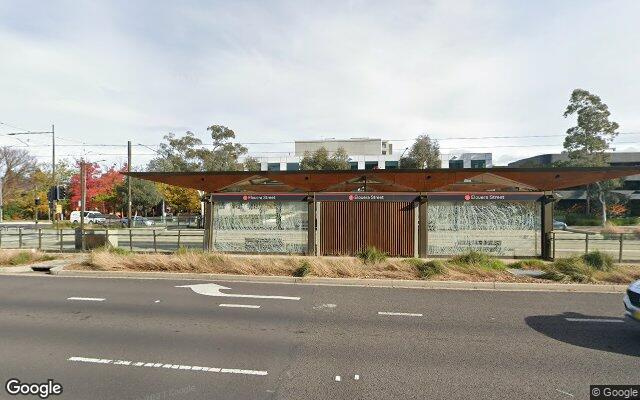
xmin=320 ymin=201 xmax=415 ymax=257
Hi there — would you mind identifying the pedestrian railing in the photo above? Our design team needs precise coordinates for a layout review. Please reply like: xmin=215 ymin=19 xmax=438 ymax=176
xmin=0 ymin=227 xmax=205 ymax=253
xmin=552 ymin=230 xmax=640 ymax=262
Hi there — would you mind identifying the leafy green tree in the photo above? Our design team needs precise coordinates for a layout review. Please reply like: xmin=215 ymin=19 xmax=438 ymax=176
xmin=562 ymin=88 xmax=620 ymax=225
xmin=242 ymin=156 xmax=261 ymax=171
xmin=115 ymin=178 xmax=162 ymax=215
xmin=400 ymin=135 xmax=441 ymax=169
xmin=148 ymin=125 xmax=249 ymax=172
xmin=563 ymin=89 xmax=619 ymax=165
xmin=299 ymin=147 xmax=350 ymax=170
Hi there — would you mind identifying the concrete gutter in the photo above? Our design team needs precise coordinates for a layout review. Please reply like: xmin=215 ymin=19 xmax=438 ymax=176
xmin=51 ymin=269 xmax=628 ymax=293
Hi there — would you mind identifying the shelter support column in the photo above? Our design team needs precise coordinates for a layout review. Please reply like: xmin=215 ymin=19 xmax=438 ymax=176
xmin=307 ymin=194 xmax=316 ymax=255
xmin=418 ymin=195 xmax=428 ymax=258
xmin=203 ymin=194 xmax=215 ymax=251
xmin=541 ymin=191 xmax=554 ymax=260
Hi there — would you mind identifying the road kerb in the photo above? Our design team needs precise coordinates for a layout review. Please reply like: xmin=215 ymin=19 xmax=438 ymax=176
xmin=51 ymin=269 xmax=628 ymax=293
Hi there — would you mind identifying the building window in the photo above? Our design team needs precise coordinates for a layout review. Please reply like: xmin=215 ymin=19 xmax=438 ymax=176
xmin=385 ymin=161 xmax=399 ymax=169
xmin=365 ymin=161 xmax=378 ymax=170
xmin=449 ymin=160 xmax=464 ymax=169
xmin=267 ymin=163 xmax=281 ymax=171
xmin=349 ymin=162 xmax=359 ymax=170
xmin=286 ymin=163 xmax=299 ymax=171
xmin=471 ymin=160 xmax=486 ymax=168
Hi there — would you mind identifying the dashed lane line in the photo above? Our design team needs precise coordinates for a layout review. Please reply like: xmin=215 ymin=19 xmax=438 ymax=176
xmin=219 ymin=304 xmax=261 ymax=309
xmin=565 ymin=318 xmax=624 ymax=323
xmin=68 ymin=357 xmax=268 ymax=376
xmin=378 ymin=311 xmax=423 ymax=317
xmin=67 ymin=297 xmax=105 ymax=302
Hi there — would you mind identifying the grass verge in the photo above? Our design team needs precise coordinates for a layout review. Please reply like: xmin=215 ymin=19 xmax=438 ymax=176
xmin=69 ymin=247 xmax=640 ymax=284
xmin=0 ymin=250 xmax=56 ymax=266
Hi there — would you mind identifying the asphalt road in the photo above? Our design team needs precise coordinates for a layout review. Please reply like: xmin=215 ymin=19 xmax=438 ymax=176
xmin=0 ymin=275 xmax=638 ymax=400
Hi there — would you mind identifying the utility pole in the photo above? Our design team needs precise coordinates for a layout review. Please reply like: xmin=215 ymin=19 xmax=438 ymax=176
xmin=127 ymin=141 xmax=132 ymax=228
xmin=80 ymin=161 xmax=86 ymax=250
xmin=0 ymin=176 xmax=3 ymax=224
xmin=51 ymin=124 xmax=56 ymax=222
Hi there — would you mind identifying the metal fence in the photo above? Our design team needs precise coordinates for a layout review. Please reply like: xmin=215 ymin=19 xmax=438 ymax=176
xmin=2 ymin=226 xmax=640 ymax=262
xmin=552 ymin=230 xmax=640 ymax=262
xmin=0 ymin=227 xmax=205 ymax=253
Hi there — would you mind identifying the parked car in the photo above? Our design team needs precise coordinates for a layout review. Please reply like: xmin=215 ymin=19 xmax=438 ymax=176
xmin=624 ymin=280 xmax=640 ymax=323
xmin=121 ymin=216 xmax=155 ymax=227
xmin=70 ymin=211 xmax=106 ymax=225
xmin=553 ymin=220 xmax=568 ymax=230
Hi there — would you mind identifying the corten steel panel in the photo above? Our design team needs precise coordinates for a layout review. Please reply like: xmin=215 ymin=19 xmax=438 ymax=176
xmin=320 ymin=201 xmax=415 ymax=257
xmin=127 ymin=166 xmax=640 ymax=193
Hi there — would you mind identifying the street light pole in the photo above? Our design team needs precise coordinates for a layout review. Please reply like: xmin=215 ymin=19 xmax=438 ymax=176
xmin=127 ymin=141 xmax=132 ymax=229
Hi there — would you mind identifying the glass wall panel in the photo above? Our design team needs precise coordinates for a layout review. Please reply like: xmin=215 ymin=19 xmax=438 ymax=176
xmin=213 ymin=201 xmax=308 ymax=253
xmin=427 ymin=201 xmax=541 ymax=256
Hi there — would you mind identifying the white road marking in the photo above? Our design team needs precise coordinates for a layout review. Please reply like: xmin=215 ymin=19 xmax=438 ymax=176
xmin=219 ymin=304 xmax=261 ymax=309
xmin=68 ymin=356 xmax=267 ymax=376
xmin=334 ymin=376 xmax=341 ymax=382
xmin=67 ymin=297 xmax=105 ymax=302
xmin=565 ymin=318 xmax=623 ymax=323
xmin=378 ymin=311 xmax=423 ymax=317
xmin=313 ymin=303 xmax=337 ymax=310
xmin=354 ymin=375 xmax=360 ymax=380
xmin=555 ymin=388 xmax=574 ymax=397
xmin=176 ymin=283 xmax=300 ymax=300
xmin=154 ymin=300 xmax=161 ymax=303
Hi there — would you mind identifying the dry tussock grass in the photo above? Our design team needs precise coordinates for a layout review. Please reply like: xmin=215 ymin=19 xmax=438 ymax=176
xmin=76 ymin=249 xmax=640 ymax=284
xmin=0 ymin=249 xmax=55 ymax=266
xmin=84 ymin=250 xmax=422 ymax=279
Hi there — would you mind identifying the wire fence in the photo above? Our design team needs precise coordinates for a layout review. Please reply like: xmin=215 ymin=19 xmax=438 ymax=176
xmin=0 ymin=227 xmax=205 ymax=253
xmin=552 ymin=230 xmax=640 ymax=262
xmin=2 ymin=226 xmax=640 ymax=262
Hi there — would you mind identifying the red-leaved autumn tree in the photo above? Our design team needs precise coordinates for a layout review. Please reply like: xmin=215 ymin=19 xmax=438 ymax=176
xmin=69 ymin=161 xmax=124 ymax=212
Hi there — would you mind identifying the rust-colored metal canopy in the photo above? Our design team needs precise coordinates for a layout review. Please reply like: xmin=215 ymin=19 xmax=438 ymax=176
xmin=126 ymin=166 xmax=640 ymax=193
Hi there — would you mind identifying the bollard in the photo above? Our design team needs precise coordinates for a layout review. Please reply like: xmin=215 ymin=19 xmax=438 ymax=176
xmin=619 ymin=233 xmax=624 ymax=263
xmin=153 ymin=229 xmax=157 ymax=253
xmin=59 ymin=229 xmax=63 ymax=252
xmin=38 ymin=228 xmax=42 ymax=250
xmin=129 ymin=229 xmax=133 ymax=251
xmin=585 ymin=233 xmax=589 ymax=254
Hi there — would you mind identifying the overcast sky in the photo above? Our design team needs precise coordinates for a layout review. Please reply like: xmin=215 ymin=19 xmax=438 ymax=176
xmin=1 ymin=0 xmax=639 ymax=168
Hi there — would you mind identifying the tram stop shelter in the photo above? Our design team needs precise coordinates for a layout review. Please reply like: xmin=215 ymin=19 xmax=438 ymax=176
xmin=128 ymin=166 xmax=640 ymax=259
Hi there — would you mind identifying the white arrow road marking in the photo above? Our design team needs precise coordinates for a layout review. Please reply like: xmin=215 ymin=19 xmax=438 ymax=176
xmin=67 ymin=297 xmax=105 ymax=302
xmin=565 ymin=318 xmax=623 ymax=323
xmin=176 ymin=283 xmax=300 ymax=300
xmin=68 ymin=356 xmax=267 ymax=376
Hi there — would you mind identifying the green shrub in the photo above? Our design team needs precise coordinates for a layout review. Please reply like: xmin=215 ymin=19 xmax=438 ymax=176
xmin=450 ymin=251 xmax=506 ymax=270
xmin=8 ymin=251 xmax=33 ymax=265
xmin=563 ymin=213 xmax=601 ymax=226
xmin=95 ymin=245 xmax=131 ymax=256
xmin=581 ymin=250 xmax=614 ymax=271
xmin=293 ymin=260 xmax=312 ymax=277
xmin=408 ymin=259 xmax=446 ymax=279
xmin=356 ymin=246 xmax=388 ymax=264
xmin=540 ymin=257 xmax=593 ymax=283
xmin=509 ymin=259 xmax=545 ymax=270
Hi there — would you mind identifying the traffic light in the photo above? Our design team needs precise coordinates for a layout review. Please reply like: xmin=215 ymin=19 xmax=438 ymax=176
xmin=57 ymin=185 xmax=67 ymax=200
xmin=47 ymin=186 xmax=56 ymax=202
xmin=35 ymin=197 xmax=41 ymax=206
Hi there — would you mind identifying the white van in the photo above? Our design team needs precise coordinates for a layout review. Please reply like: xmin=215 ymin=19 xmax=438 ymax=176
xmin=70 ymin=211 xmax=106 ymax=225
